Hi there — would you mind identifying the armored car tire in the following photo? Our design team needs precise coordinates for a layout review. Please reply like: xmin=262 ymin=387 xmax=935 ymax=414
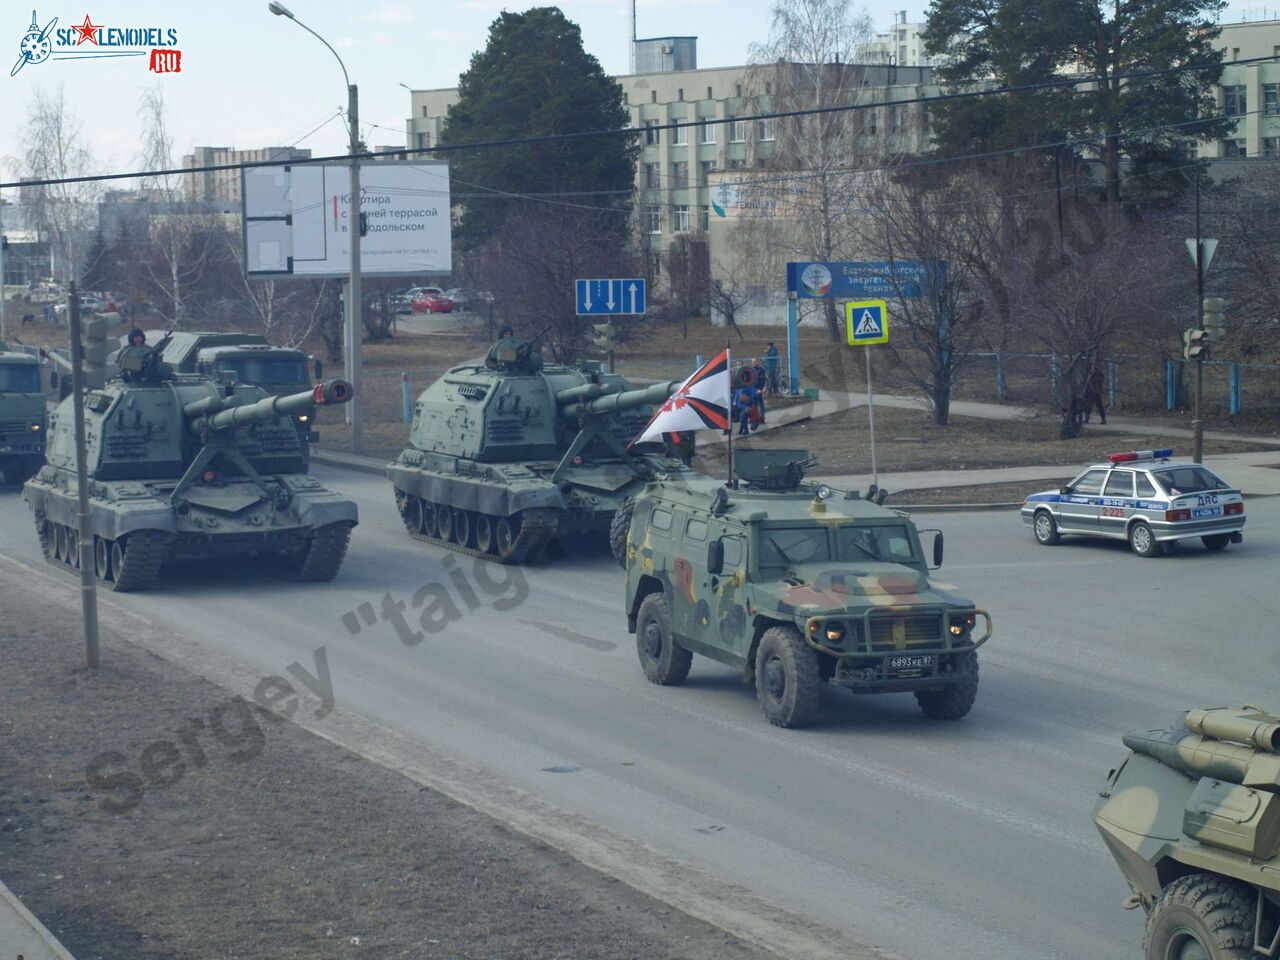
xmin=610 ymin=496 xmax=635 ymax=567
xmin=285 ymin=523 xmax=353 ymax=582
xmin=1143 ymin=874 xmax=1254 ymax=960
xmin=1130 ymin=520 xmax=1160 ymax=558
xmin=635 ymin=593 xmax=692 ymax=685
xmin=755 ymin=625 xmax=821 ymax=728
xmin=1032 ymin=510 xmax=1059 ymax=546
xmin=914 ymin=652 xmax=979 ymax=720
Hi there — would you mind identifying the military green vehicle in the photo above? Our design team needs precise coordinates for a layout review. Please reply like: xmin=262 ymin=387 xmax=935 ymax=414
xmin=24 ymin=340 xmax=357 ymax=591
xmin=191 ymin=343 xmax=323 ymax=446
xmin=1094 ymin=706 xmax=1280 ymax=959
xmin=387 ymin=333 xmax=689 ymax=563
xmin=0 ymin=341 xmax=46 ymax=484
xmin=620 ymin=449 xmax=993 ymax=728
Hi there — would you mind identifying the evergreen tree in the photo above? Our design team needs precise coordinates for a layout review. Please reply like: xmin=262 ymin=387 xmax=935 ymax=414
xmin=440 ymin=7 xmax=637 ymax=247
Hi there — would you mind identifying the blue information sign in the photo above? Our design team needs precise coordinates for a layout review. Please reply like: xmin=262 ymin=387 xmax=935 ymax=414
xmin=575 ymin=278 xmax=647 ymax=316
xmin=786 ymin=261 xmax=946 ymax=299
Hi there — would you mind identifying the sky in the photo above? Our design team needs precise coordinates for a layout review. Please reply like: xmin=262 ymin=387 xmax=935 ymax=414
xmin=0 ymin=0 xmax=1270 ymax=185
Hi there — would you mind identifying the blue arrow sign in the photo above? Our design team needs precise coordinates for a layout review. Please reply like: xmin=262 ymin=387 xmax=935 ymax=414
xmin=576 ymin=278 xmax=646 ymax=316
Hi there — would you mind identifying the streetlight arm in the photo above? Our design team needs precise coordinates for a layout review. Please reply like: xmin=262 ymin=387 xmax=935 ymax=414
xmin=290 ymin=17 xmax=349 ymax=91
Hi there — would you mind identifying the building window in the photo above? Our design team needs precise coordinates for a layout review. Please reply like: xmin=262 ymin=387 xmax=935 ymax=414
xmin=421 ymin=106 xmax=428 ymax=118
xmin=699 ymin=205 xmax=710 ymax=231
xmin=1263 ymin=137 xmax=1279 ymax=159
xmin=644 ymin=163 xmax=660 ymax=188
xmin=923 ymin=109 xmax=932 ymax=132
xmin=756 ymin=117 xmax=776 ymax=141
xmin=730 ymin=118 xmax=746 ymax=142
xmin=1232 ymin=47 xmax=1240 ymax=60
xmin=677 ymin=88 xmax=684 ymax=101
xmin=1186 ymin=141 xmax=1198 ymax=160
xmin=644 ymin=120 xmax=661 ymax=145
xmin=1265 ymin=84 xmax=1280 ymax=115
xmin=891 ymin=106 xmax=906 ymax=131
xmin=699 ymin=159 xmax=714 ymax=181
xmin=650 ymin=252 xmax=662 ymax=279
xmin=673 ymin=121 xmax=689 ymax=145
xmin=728 ymin=158 xmax=746 ymax=169
xmin=1224 ymin=85 xmax=1247 ymax=117
xmin=867 ymin=110 xmax=877 ymax=135
xmin=700 ymin=120 xmax=716 ymax=144
xmin=706 ymin=85 xmax=713 ymax=98
xmin=735 ymin=83 xmax=742 ymax=97
xmin=675 ymin=205 xmax=690 ymax=233
xmin=1223 ymin=139 xmax=1247 ymax=158
xmin=645 ymin=205 xmax=662 ymax=234
xmin=672 ymin=161 xmax=689 ymax=187
xmin=651 ymin=91 xmax=658 ymax=103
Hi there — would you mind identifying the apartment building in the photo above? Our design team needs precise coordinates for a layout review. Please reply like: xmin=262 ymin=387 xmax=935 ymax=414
xmin=855 ymin=11 xmax=948 ymax=68
xmin=183 ymin=145 xmax=313 ymax=203
xmin=1202 ymin=18 xmax=1280 ymax=159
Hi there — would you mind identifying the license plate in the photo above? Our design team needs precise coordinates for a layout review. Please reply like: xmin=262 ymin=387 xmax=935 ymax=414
xmin=1192 ymin=507 xmax=1221 ymax=518
xmin=888 ymin=654 xmax=934 ymax=670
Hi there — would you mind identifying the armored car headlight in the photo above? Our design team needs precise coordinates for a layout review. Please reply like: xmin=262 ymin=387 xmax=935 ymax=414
xmin=825 ymin=624 xmax=845 ymax=642
xmin=815 ymin=484 xmax=833 ymax=501
xmin=297 ymin=414 xmax=309 ymax=423
xmin=31 ymin=423 xmax=41 ymax=431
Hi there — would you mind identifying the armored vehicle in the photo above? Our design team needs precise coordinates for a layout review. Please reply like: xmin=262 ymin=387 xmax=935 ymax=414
xmin=157 ymin=331 xmax=270 ymax=371
xmin=24 ymin=340 xmax=357 ymax=591
xmin=387 ymin=333 xmax=689 ymax=562
xmin=1094 ymin=706 xmax=1280 ymax=960
xmin=192 ymin=343 xmax=323 ymax=446
xmin=0 ymin=341 xmax=45 ymax=484
xmin=620 ymin=449 xmax=993 ymax=728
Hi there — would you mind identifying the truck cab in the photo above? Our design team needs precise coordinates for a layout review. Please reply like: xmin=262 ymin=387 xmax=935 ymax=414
xmin=0 ymin=341 xmax=46 ymax=483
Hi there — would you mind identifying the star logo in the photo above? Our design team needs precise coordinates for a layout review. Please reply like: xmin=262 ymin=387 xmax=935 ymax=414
xmin=71 ymin=13 xmax=101 ymax=45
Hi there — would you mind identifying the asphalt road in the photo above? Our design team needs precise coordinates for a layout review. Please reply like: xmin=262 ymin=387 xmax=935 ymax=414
xmin=4 ymin=469 xmax=1277 ymax=960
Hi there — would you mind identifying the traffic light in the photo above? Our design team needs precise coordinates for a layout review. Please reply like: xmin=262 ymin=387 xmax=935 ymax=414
xmin=1183 ymin=327 xmax=1209 ymax=362
xmin=1202 ymin=297 xmax=1226 ymax=342
xmin=591 ymin=322 xmax=615 ymax=354
xmin=82 ymin=314 xmax=110 ymax=389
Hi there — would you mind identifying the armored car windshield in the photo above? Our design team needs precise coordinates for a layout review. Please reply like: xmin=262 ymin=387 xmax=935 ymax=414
xmin=214 ymin=357 xmax=309 ymax=386
xmin=837 ymin=524 xmax=916 ymax=563
xmin=758 ymin=526 xmax=832 ymax=567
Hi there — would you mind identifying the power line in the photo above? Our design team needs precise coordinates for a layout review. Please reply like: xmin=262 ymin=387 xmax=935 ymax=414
xmin=5 ymin=53 xmax=1273 ymax=191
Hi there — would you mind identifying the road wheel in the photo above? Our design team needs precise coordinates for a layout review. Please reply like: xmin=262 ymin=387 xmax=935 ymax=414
xmin=496 ymin=516 xmax=520 ymax=560
xmin=755 ymin=625 xmax=821 ymax=728
xmin=407 ymin=496 xmax=425 ymax=534
xmin=635 ymin=593 xmax=692 ymax=686
xmin=54 ymin=523 xmax=67 ymax=562
xmin=610 ymin=496 xmax=635 ymax=567
xmin=420 ymin=500 xmax=438 ymax=538
xmin=474 ymin=514 xmax=494 ymax=555
xmin=67 ymin=528 xmax=80 ymax=568
xmin=35 ymin=514 xmax=55 ymax=561
xmin=94 ymin=536 xmax=113 ymax=583
xmin=437 ymin=505 xmax=455 ymax=543
xmin=1202 ymin=534 xmax=1231 ymax=552
xmin=453 ymin=509 xmax=473 ymax=548
xmin=1129 ymin=521 xmax=1160 ymax=558
xmin=915 ymin=652 xmax=980 ymax=720
xmin=1143 ymin=874 xmax=1254 ymax=960
xmin=1033 ymin=510 xmax=1059 ymax=545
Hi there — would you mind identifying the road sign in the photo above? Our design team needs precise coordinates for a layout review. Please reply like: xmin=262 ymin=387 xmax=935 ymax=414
xmin=1185 ymin=238 xmax=1218 ymax=273
xmin=846 ymin=300 xmax=889 ymax=346
xmin=787 ymin=261 xmax=945 ymax=299
xmin=575 ymin=278 xmax=646 ymax=316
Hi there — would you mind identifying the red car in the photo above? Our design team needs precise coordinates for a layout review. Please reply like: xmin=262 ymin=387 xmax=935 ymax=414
xmin=411 ymin=292 xmax=454 ymax=314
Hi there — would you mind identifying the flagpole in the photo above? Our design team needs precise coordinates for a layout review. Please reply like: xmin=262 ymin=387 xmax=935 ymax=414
xmin=726 ymin=341 xmax=734 ymax=488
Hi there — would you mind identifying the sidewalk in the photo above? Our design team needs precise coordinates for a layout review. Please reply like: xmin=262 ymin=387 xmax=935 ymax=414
xmin=0 ymin=879 xmax=76 ymax=960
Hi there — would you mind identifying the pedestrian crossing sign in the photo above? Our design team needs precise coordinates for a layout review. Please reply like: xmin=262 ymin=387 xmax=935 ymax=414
xmin=845 ymin=300 xmax=889 ymax=346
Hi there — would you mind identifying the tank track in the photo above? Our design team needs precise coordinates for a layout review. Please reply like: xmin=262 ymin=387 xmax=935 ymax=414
xmin=109 ymin=530 xmax=171 ymax=592
xmin=396 ymin=493 xmax=559 ymax=564
xmin=287 ymin=523 xmax=353 ymax=582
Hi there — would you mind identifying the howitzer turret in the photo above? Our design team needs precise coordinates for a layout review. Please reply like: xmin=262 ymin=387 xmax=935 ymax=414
xmin=1094 ymin=706 xmax=1280 ymax=958
xmin=388 ymin=335 xmax=691 ymax=564
xmin=23 ymin=372 xmax=358 ymax=591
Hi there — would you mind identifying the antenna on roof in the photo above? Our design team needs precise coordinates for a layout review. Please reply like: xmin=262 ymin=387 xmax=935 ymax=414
xmin=629 ymin=0 xmax=637 ymax=74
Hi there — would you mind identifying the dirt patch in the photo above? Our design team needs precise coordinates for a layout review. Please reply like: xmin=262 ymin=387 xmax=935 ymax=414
xmin=890 ymin=480 xmax=1067 ymax=506
xmin=0 ymin=565 xmax=773 ymax=960
xmin=713 ymin=406 xmax=1270 ymax=476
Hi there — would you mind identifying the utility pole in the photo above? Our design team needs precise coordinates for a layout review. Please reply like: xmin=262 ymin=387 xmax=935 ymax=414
xmin=1193 ymin=171 xmax=1204 ymax=464
xmin=67 ymin=281 xmax=100 ymax=669
xmin=347 ymin=82 xmax=364 ymax=454
xmin=0 ymin=187 xmax=8 ymax=342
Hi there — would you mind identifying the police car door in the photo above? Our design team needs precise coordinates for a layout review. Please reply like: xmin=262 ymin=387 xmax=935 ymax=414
xmin=1058 ymin=468 xmax=1107 ymax=531
xmin=1098 ymin=468 xmax=1135 ymax=535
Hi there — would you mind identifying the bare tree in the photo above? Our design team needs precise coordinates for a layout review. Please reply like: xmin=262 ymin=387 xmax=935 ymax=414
xmin=666 ymin=236 xmax=710 ymax=337
xmin=21 ymin=85 xmax=101 ymax=284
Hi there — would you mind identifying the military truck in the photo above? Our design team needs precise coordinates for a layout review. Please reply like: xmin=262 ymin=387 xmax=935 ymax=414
xmin=24 ymin=340 xmax=357 ymax=591
xmin=620 ymin=449 xmax=992 ymax=728
xmin=1094 ymin=706 xmax=1280 ymax=960
xmin=0 ymin=341 xmax=46 ymax=484
xmin=387 ymin=333 xmax=690 ymax=563
xmin=190 ymin=343 xmax=322 ymax=445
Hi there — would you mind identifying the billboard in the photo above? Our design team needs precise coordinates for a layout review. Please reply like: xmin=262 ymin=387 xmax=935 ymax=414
xmin=786 ymin=260 xmax=946 ymax=299
xmin=241 ymin=161 xmax=451 ymax=279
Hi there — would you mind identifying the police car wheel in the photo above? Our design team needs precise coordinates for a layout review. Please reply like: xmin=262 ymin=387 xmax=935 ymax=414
xmin=1129 ymin=521 xmax=1160 ymax=558
xmin=1033 ymin=511 xmax=1059 ymax=545
xmin=1202 ymin=534 xmax=1231 ymax=552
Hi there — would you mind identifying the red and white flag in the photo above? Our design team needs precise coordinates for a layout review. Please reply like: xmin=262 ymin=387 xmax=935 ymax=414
xmin=630 ymin=349 xmax=730 ymax=447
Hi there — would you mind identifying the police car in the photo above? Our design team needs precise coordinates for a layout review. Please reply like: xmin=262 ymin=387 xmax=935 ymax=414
xmin=1021 ymin=449 xmax=1245 ymax=558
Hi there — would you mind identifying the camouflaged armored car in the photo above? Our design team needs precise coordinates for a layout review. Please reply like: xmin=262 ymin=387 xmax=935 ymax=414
xmin=1095 ymin=706 xmax=1280 ymax=960
xmin=620 ymin=449 xmax=992 ymax=728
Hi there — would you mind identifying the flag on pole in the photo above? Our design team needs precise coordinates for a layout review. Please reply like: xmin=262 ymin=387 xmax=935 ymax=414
xmin=630 ymin=349 xmax=730 ymax=446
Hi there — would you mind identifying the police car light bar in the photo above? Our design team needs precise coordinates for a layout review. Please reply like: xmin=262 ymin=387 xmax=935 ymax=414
xmin=1107 ymin=448 xmax=1174 ymax=463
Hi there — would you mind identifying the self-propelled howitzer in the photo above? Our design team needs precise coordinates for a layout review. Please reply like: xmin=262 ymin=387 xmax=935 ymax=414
xmin=388 ymin=335 xmax=691 ymax=563
xmin=23 ymin=358 xmax=359 ymax=591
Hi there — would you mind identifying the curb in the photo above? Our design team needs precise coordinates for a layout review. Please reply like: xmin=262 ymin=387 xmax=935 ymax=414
xmin=0 ymin=878 xmax=77 ymax=960
xmin=309 ymin=448 xmax=389 ymax=477
xmin=895 ymin=501 xmax=1022 ymax=513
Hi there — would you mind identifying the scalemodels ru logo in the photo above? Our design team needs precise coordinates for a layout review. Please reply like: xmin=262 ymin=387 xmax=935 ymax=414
xmin=10 ymin=9 xmax=182 ymax=77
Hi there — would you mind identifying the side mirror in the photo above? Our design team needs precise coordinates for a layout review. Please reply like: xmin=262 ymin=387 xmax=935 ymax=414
xmin=932 ymin=531 xmax=944 ymax=569
xmin=1059 ymin=486 xmax=1071 ymax=495
xmin=314 ymin=359 xmax=323 ymax=379
xmin=707 ymin=539 xmax=725 ymax=576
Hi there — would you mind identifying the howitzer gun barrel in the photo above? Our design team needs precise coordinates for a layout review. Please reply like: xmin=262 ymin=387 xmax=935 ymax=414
xmin=555 ymin=382 xmax=623 ymax=406
xmin=187 ymin=379 xmax=352 ymax=432
xmin=578 ymin=380 xmax=679 ymax=416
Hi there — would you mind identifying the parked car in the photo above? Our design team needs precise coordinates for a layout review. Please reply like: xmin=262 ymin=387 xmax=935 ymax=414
xmin=411 ymin=291 xmax=454 ymax=314
xmin=396 ymin=286 xmax=444 ymax=314
xmin=53 ymin=294 xmax=106 ymax=317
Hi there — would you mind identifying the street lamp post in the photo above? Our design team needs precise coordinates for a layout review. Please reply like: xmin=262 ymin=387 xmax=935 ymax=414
xmin=269 ymin=2 xmax=363 ymax=454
